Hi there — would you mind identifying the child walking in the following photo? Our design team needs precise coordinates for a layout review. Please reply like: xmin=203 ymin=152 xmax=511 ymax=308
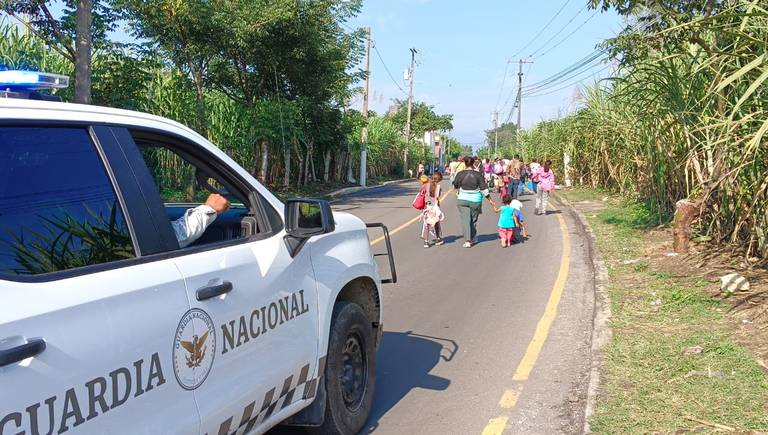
xmin=510 ymin=199 xmax=530 ymax=243
xmin=532 ymin=160 xmax=556 ymax=215
xmin=421 ymin=173 xmax=445 ymax=248
xmin=494 ymin=195 xmax=516 ymax=248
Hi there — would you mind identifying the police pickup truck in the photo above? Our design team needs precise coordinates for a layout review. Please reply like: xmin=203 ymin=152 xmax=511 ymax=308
xmin=0 ymin=71 xmax=396 ymax=435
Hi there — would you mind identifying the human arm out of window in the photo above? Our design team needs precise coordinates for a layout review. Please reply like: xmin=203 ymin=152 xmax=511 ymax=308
xmin=172 ymin=194 xmax=231 ymax=248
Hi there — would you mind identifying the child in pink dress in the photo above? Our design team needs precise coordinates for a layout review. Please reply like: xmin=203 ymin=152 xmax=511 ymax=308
xmin=421 ymin=173 xmax=445 ymax=247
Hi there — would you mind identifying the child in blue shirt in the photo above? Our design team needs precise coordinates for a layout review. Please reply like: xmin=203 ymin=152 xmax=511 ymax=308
xmin=494 ymin=195 xmax=516 ymax=248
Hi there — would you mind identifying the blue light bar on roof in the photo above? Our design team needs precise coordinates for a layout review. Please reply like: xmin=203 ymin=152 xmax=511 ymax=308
xmin=0 ymin=70 xmax=69 ymax=90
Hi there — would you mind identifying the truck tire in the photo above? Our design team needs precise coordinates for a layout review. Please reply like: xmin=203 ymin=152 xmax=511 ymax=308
xmin=313 ymin=301 xmax=376 ymax=435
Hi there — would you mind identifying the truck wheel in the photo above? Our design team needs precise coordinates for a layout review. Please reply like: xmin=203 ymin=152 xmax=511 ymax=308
xmin=314 ymin=301 xmax=376 ymax=435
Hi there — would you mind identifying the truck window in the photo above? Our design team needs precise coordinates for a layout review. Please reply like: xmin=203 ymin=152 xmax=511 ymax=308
xmin=0 ymin=127 xmax=135 ymax=276
xmin=130 ymin=135 xmax=261 ymax=248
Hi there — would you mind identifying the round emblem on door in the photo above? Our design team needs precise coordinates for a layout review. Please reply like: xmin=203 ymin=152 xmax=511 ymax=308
xmin=173 ymin=308 xmax=217 ymax=390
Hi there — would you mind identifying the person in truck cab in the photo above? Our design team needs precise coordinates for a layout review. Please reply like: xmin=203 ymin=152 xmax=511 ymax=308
xmin=173 ymin=193 xmax=231 ymax=247
xmin=1 ymin=70 xmax=397 ymax=435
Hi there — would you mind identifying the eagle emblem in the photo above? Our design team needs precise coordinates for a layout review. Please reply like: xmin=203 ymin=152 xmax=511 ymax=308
xmin=180 ymin=331 xmax=209 ymax=368
xmin=173 ymin=308 xmax=216 ymax=390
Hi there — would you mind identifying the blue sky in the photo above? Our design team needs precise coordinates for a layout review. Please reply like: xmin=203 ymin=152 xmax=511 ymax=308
xmin=348 ymin=0 xmax=623 ymax=148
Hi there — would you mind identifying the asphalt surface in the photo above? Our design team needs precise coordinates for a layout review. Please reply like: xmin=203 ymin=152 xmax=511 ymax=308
xmin=273 ymin=180 xmax=596 ymax=435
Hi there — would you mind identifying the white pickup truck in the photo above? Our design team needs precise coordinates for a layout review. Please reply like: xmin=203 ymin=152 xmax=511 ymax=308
xmin=0 ymin=71 xmax=396 ymax=435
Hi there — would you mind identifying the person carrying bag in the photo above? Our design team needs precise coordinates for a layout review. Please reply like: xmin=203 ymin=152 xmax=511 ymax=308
xmin=453 ymin=156 xmax=498 ymax=248
xmin=421 ymin=173 xmax=445 ymax=247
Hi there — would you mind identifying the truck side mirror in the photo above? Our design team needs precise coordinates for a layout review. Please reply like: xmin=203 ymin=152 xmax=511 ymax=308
xmin=284 ymin=199 xmax=335 ymax=238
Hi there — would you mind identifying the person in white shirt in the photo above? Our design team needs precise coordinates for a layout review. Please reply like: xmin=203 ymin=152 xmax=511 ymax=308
xmin=172 ymin=193 xmax=230 ymax=248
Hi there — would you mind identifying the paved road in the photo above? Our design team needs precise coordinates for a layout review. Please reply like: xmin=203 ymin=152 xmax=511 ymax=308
xmin=275 ymin=180 xmax=596 ymax=434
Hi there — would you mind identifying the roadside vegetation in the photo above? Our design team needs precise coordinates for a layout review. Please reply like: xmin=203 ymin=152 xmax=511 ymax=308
xmin=560 ymin=188 xmax=768 ymax=433
xmin=0 ymin=1 xmax=467 ymax=197
xmin=520 ymin=0 xmax=768 ymax=261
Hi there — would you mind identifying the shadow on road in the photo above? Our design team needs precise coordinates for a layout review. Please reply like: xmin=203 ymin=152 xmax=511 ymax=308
xmin=268 ymin=331 xmax=455 ymax=435
xmin=475 ymin=233 xmax=498 ymax=244
xmin=364 ymin=330 xmax=455 ymax=433
xmin=441 ymin=235 xmax=461 ymax=244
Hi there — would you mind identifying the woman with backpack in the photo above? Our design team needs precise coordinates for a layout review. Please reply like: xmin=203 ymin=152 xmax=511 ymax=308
xmin=453 ymin=156 xmax=498 ymax=248
xmin=532 ymin=160 xmax=556 ymax=215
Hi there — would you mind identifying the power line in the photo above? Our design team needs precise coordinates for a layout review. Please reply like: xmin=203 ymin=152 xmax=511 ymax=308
xmin=523 ymin=49 xmax=605 ymax=91
xmin=523 ymin=55 xmax=605 ymax=93
xmin=535 ymin=10 xmax=599 ymax=58
xmin=499 ymin=87 xmax=516 ymax=118
xmin=504 ymin=99 xmax=517 ymax=124
xmin=510 ymin=0 xmax=572 ymax=59
xmin=523 ymin=60 xmax=607 ymax=95
xmin=372 ymin=43 xmax=408 ymax=96
xmin=523 ymin=64 xmax=612 ymax=98
xmin=521 ymin=16 xmax=661 ymax=94
xmin=338 ymin=21 xmax=408 ymax=97
xmin=499 ymin=61 xmax=532 ymax=116
xmin=524 ymin=65 xmax=611 ymax=98
xmin=524 ymin=14 xmax=663 ymax=87
xmin=501 ymin=61 xmax=533 ymax=125
xmin=494 ymin=60 xmax=511 ymax=111
xmin=529 ymin=5 xmax=587 ymax=58
xmin=524 ymin=62 xmax=534 ymax=81
xmin=338 ymin=20 xmax=359 ymax=33
xmin=493 ymin=1 xmax=573 ymax=123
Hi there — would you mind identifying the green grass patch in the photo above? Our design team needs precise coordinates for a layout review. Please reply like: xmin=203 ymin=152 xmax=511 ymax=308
xmin=559 ymin=187 xmax=609 ymax=202
xmin=559 ymin=188 xmax=768 ymax=433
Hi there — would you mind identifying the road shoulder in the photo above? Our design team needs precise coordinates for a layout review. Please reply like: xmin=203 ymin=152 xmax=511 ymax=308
xmin=492 ymin=193 xmax=598 ymax=434
xmin=558 ymin=188 xmax=768 ymax=433
xmin=554 ymin=191 xmax=612 ymax=434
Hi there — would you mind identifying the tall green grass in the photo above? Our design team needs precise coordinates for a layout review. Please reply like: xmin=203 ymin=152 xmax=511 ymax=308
xmin=524 ymin=1 xmax=768 ymax=258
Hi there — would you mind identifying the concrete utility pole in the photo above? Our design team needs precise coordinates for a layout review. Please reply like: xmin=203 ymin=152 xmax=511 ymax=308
xmin=360 ymin=27 xmax=371 ymax=187
xmin=515 ymin=59 xmax=533 ymax=154
xmin=493 ymin=111 xmax=499 ymax=157
xmin=403 ymin=47 xmax=417 ymax=178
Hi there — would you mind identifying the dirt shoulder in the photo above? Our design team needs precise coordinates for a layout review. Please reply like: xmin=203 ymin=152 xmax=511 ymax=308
xmin=558 ymin=188 xmax=768 ymax=434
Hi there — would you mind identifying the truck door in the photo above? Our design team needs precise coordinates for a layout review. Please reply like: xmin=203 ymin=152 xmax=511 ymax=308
xmin=0 ymin=126 xmax=197 ymax=434
xmin=120 ymin=130 xmax=320 ymax=435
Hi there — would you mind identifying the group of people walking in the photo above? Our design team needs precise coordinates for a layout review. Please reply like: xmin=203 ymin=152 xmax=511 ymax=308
xmin=417 ymin=155 xmax=556 ymax=248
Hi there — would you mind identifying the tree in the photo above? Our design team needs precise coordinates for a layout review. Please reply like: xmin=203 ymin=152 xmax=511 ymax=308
xmin=483 ymin=122 xmax=518 ymax=158
xmin=120 ymin=0 xmax=364 ymax=186
xmin=119 ymin=0 xmax=219 ymax=133
xmin=444 ymin=137 xmax=471 ymax=160
xmin=388 ymin=100 xmax=453 ymax=141
xmin=1 ymin=0 xmax=118 ymax=103
xmin=74 ymin=0 xmax=91 ymax=103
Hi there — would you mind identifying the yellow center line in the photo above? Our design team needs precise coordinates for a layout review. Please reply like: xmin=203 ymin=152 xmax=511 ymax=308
xmin=498 ymin=386 xmax=522 ymax=409
xmin=481 ymin=417 xmax=509 ymax=435
xmin=481 ymin=205 xmax=571 ymax=434
xmin=369 ymin=188 xmax=454 ymax=246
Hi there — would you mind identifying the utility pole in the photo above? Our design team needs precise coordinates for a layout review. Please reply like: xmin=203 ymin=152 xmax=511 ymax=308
xmin=493 ymin=111 xmax=499 ymax=158
xmin=515 ymin=58 xmax=533 ymax=154
xmin=403 ymin=47 xmax=417 ymax=178
xmin=360 ymin=27 xmax=371 ymax=187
